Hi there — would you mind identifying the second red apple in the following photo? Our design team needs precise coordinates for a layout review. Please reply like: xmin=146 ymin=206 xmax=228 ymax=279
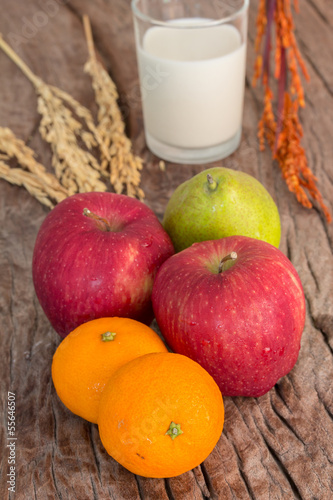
xmin=152 ymin=236 xmax=306 ymax=397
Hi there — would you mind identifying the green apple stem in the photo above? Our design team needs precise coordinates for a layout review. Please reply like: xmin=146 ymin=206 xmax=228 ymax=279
xmin=83 ymin=208 xmax=111 ymax=232
xmin=218 ymin=252 xmax=238 ymax=273
xmin=207 ymin=174 xmax=217 ymax=191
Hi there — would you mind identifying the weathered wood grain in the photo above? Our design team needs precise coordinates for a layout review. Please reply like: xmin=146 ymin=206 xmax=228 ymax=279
xmin=0 ymin=1 xmax=332 ymax=499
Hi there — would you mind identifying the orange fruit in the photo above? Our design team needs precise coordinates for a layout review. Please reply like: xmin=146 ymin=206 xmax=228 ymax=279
xmin=51 ymin=317 xmax=168 ymax=423
xmin=98 ymin=352 xmax=224 ymax=478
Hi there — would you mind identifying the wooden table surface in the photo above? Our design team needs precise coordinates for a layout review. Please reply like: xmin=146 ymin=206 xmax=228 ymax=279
xmin=0 ymin=1 xmax=332 ymax=499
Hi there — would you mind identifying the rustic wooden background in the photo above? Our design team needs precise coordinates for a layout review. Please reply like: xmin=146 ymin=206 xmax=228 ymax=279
xmin=0 ymin=1 xmax=332 ymax=499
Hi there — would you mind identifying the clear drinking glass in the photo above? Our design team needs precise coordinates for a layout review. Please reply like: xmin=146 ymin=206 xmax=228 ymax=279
xmin=131 ymin=0 xmax=249 ymax=164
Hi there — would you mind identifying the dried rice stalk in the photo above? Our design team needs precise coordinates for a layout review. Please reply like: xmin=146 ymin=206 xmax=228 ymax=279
xmin=0 ymin=127 xmax=68 ymax=208
xmin=0 ymin=34 xmax=109 ymax=196
xmin=0 ymin=163 xmax=58 ymax=208
xmin=83 ymin=15 xmax=145 ymax=200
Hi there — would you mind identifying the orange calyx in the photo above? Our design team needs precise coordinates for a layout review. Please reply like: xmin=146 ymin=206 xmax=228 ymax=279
xmin=165 ymin=422 xmax=183 ymax=440
xmin=101 ymin=331 xmax=117 ymax=342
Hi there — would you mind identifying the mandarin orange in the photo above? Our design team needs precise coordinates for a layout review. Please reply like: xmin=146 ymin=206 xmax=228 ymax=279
xmin=51 ymin=317 xmax=167 ymax=423
xmin=97 ymin=352 xmax=224 ymax=478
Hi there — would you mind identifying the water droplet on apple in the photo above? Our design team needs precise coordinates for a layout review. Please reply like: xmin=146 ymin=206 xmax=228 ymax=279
xmin=189 ymin=321 xmax=198 ymax=326
xmin=262 ymin=347 xmax=271 ymax=355
xmin=279 ymin=347 xmax=285 ymax=356
xmin=141 ymin=237 xmax=153 ymax=248
xmin=90 ymin=277 xmax=102 ymax=286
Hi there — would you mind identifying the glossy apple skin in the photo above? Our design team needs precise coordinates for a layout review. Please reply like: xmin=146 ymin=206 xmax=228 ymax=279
xmin=152 ymin=236 xmax=306 ymax=398
xmin=32 ymin=192 xmax=174 ymax=338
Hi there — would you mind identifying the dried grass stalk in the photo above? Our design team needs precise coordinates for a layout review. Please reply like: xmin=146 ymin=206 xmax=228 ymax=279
xmin=0 ymin=34 xmax=109 ymax=196
xmin=83 ymin=15 xmax=145 ymax=200
xmin=0 ymin=127 xmax=68 ymax=207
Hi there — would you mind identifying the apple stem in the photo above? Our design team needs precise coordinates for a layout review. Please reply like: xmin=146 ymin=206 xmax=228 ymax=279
xmin=207 ymin=174 xmax=217 ymax=191
xmin=218 ymin=252 xmax=238 ymax=273
xmin=83 ymin=208 xmax=111 ymax=231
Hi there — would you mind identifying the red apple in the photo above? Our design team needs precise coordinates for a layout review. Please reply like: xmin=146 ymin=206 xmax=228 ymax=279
xmin=32 ymin=192 xmax=174 ymax=338
xmin=152 ymin=236 xmax=306 ymax=397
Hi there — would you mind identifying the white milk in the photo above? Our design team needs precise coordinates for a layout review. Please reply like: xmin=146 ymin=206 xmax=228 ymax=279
xmin=137 ymin=19 xmax=246 ymax=150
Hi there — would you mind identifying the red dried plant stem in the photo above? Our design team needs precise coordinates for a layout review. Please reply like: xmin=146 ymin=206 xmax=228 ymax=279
xmin=253 ymin=0 xmax=331 ymax=223
xmin=262 ymin=0 xmax=276 ymax=84
xmin=275 ymin=45 xmax=287 ymax=154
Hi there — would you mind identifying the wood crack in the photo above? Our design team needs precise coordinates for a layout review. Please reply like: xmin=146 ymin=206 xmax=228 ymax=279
xmin=134 ymin=475 xmax=146 ymax=500
xmin=304 ymin=249 xmax=320 ymax=292
xmin=308 ymin=123 xmax=333 ymax=185
xmin=250 ymin=411 xmax=307 ymax=498
xmin=311 ymin=379 xmax=333 ymax=465
xmin=269 ymin=400 xmax=305 ymax=447
xmin=254 ymin=400 xmax=277 ymax=436
xmin=50 ymin=398 xmax=65 ymax=498
xmin=306 ymin=296 xmax=333 ymax=356
xmin=299 ymin=39 xmax=333 ymax=99
xmin=200 ymin=462 xmax=219 ymax=500
xmin=32 ymin=477 xmax=38 ymax=500
xmin=315 ymin=325 xmax=333 ymax=356
xmin=272 ymin=384 xmax=292 ymax=413
xmin=164 ymin=478 xmax=176 ymax=500
xmin=304 ymin=0 xmax=331 ymax=27
xmin=89 ymin=475 xmax=99 ymax=500
xmin=51 ymin=454 xmax=64 ymax=499
xmin=226 ymin=437 xmax=256 ymax=499
xmin=285 ymin=229 xmax=293 ymax=262
xmin=106 ymin=484 xmax=118 ymax=500
xmin=317 ymin=393 xmax=333 ymax=423
xmin=51 ymin=398 xmax=58 ymax=448
xmin=87 ymin=424 xmax=103 ymax=486
xmin=259 ymin=433 xmax=302 ymax=500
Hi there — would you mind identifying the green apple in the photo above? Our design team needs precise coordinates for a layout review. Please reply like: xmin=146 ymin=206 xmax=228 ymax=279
xmin=163 ymin=167 xmax=281 ymax=252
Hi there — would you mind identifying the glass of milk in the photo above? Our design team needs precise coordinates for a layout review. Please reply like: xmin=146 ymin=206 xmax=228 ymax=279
xmin=131 ymin=0 xmax=249 ymax=164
